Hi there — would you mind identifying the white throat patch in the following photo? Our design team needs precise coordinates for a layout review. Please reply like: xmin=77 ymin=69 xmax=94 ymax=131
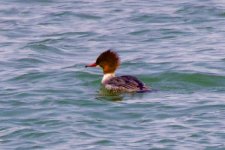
xmin=102 ymin=73 xmax=115 ymax=84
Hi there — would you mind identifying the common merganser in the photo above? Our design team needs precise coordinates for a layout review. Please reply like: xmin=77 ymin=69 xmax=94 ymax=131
xmin=85 ymin=50 xmax=150 ymax=93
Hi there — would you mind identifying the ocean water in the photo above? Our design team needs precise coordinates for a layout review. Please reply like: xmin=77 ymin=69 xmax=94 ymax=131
xmin=0 ymin=0 xmax=225 ymax=149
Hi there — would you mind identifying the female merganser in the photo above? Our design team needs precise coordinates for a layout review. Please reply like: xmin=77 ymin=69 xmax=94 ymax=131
xmin=85 ymin=50 xmax=150 ymax=93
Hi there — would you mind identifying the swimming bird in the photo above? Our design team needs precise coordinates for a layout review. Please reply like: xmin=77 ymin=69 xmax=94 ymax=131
xmin=85 ymin=50 xmax=150 ymax=93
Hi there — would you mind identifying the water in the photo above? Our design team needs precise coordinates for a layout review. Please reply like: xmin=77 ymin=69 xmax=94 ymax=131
xmin=1 ymin=0 xmax=225 ymax=149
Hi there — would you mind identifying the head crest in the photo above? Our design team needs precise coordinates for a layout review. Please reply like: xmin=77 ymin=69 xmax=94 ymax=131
xmin=96 ymin=50 xmax=120 ymax=73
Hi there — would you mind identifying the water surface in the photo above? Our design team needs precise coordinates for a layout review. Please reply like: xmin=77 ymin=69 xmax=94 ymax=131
xmin=0 ymin=0 xmax=225 ymax=149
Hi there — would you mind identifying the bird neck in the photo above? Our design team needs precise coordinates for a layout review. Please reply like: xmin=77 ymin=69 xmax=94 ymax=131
xmin=102 ymin=73 xmax=115 ymax=84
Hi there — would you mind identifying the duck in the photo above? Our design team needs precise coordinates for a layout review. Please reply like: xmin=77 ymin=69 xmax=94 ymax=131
xmin=85 ymin=50 xmax=150 ymax=93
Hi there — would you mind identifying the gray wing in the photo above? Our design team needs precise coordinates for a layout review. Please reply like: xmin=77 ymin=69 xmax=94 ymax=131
xmin=105 ymin=75 xmax=149 ymax=92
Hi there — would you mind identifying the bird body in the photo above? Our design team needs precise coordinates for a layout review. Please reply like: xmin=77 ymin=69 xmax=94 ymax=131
xmin=86 ymin=50 xmax=150 ymax=93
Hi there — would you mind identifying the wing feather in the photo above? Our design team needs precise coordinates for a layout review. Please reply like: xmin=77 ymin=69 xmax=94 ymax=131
xmin=105 ymin=75 xmax=149 ymax=92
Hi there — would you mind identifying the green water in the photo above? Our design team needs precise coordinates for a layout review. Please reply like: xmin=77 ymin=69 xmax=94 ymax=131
xmin=0 ymin=0 xmax=225 ymax=149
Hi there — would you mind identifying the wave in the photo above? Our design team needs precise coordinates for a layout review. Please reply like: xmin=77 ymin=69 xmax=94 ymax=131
xmin=140 ymin=72 xmax=225 ymax=92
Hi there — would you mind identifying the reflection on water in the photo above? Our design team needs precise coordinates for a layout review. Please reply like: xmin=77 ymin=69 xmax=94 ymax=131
xmin=97 ymin=86 xmax=125 ymax=101
xmin=97 ymin=86 xmax=156 ymax=102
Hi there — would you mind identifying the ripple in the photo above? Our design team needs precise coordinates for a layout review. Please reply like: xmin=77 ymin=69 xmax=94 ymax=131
xmin=25 ymin=43 xmax=63 ymax=54
xmin=8 ymin=71 xmax=49 ymax=82
xmin=143 ymin=72 xmax=225 ymax=92
xmin=74 ymin=12 xmax=102 ymax=20
xmin=16 ymin=58 xmax=45 ymax=64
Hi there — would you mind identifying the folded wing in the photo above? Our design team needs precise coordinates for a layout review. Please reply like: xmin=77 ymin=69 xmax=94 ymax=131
xmin=105 ymin=75 xmax=150 ymax=92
